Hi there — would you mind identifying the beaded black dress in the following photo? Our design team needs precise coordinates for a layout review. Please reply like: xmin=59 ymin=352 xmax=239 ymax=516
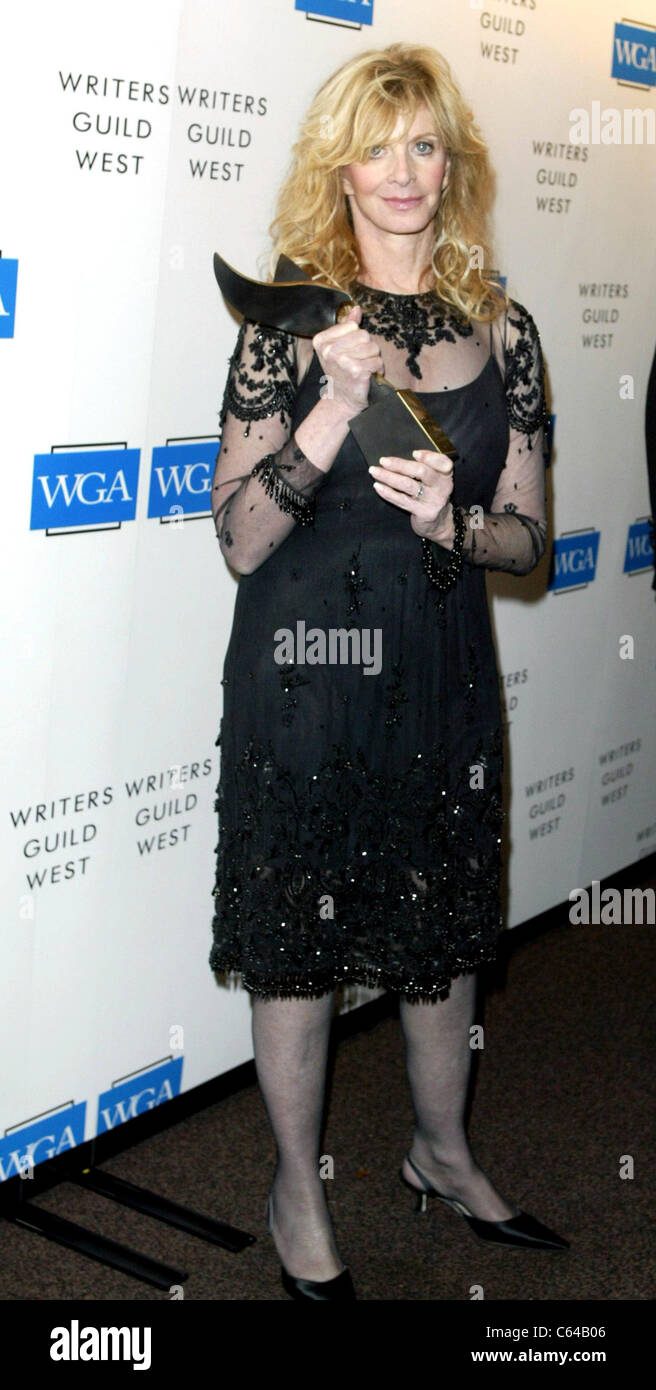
xmin=208 ymin=284 xmax=549 ymax=1001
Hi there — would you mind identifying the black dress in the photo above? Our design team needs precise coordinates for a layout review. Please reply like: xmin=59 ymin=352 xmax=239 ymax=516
xmin=208 ymin=283 xmax=549 ymax=1001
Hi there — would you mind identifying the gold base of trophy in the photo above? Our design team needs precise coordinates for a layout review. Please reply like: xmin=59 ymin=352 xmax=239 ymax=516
xmin=346 ymin=373 xmax=458 ymax=466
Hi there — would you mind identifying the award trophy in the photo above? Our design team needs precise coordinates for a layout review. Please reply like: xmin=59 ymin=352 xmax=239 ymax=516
xmin=213 ymin=251 xmax=458 ymax=466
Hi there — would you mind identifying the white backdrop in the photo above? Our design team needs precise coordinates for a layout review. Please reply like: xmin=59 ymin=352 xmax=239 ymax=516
xmin=1 ymin=0 xmax=655 ymax=1181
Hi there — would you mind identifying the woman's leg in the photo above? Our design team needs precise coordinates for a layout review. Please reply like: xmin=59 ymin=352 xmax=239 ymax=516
xmin=252 ymin=989 xmax=346 ymax=1280
xmin=399 ymin=970 xmax=517 ymax=1220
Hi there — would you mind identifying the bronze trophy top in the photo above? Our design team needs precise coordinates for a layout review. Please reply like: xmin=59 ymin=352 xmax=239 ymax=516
xmin=212 ymin=250 xmax=457 ymax=461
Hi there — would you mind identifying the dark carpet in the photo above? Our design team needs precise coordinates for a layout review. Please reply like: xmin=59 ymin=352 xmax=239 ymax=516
xmin=1 ymin=882 xmax=654 ymax=1301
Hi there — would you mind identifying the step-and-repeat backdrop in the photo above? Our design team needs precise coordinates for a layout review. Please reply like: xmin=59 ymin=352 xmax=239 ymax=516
xmin=2 ymin=0 xmax=655 ymax=1181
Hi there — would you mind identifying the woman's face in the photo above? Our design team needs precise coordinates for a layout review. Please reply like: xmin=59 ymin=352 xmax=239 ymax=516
xmin=340 ymin=103 xmax=450 ymax=237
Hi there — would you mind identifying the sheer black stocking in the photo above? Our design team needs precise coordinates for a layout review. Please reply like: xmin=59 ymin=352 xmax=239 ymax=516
xmin=252 ymin=970 xmax=517 ymax=1289
xmin=399 ymin=971 xmax=519 ymax=1221
xmin=252 ymin=990 xmax=347 ymax=1281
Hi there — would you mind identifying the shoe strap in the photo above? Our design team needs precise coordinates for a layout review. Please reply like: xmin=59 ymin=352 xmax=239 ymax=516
xmin=405 ymin=1153 xmax=431 ymax=1192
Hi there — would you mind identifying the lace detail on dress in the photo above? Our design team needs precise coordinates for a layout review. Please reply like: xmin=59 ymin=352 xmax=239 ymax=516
xmin=463 ymin=508 xmax=547 ymax=575
xmin=250 ymin=451 xmax=317 ymax=526
xmin=348 ymin=282 xmax=473 ymax=378
xmin=219 ymin=318 xmax=298 ymax=434
xmin=414 ymin=297 xmax=550 ymax=578
xmin=421 ymin=505 xmax=466 ymax=600
xmin=211 ymin=311 xmax=329 ymax=571
xmin=209 ymin=728 xmax=504 ymax=1002
xmin=504 ymin=301 xmax=550 ymax=457
xmin=211 ymin=436 xmax=327 ymax=570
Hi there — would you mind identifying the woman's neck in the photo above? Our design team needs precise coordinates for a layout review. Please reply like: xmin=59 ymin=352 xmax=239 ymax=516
xmin=354 ymin=228 xmax=435 ymax=296
xmin=356 ymin=260 xmax=434 ymax=296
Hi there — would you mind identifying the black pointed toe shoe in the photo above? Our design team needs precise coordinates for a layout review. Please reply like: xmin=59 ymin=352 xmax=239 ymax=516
xmin=400 ymin=1154 xmax=569 ymax=1252
xmin=266 ymin=1194 xmax=358 ymax=1300
xmin=280 ymin=1265 xmax=357 ymax=1301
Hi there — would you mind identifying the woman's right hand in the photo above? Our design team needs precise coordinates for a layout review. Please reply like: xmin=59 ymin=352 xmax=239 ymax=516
xmin=312 ymin=304 xmax=384 ymax=415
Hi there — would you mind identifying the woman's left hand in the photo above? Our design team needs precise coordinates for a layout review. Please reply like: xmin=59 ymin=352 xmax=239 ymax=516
xmin=368 ymin=448 xmax=454 ymax=541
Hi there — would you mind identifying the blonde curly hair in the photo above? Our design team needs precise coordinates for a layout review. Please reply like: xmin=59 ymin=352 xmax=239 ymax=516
xmin=266 ymin=42 xmax=508 ymax=323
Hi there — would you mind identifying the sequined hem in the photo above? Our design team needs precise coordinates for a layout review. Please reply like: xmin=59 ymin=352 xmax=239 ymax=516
xmin=208 ymin=730 xmax=505 ymax=1003
xmin=208 ymin=943 xmax=500 ymax=1004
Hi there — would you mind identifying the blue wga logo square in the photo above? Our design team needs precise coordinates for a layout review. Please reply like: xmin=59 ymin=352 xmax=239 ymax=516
xmin=148 ymin=439 xmax=218 ymax=519
xmin=611 ymin=20 xmax=656 ymax=88
xmin=295 ymin=0 xmax=374 ymax=25
xmin=548 ymin=528 xmax=600 ymax=592
xmin=96 ymin=1058 xmax=183 ymax=1135
xmin=624 ymin=517 xmax=654 ymax=573
xmin=0 ymin=257 xmax=19 ymax=338
xmin=0 ymin=1102 xmax=86 ymax=1182
xmin=30 ymin=446 xmax=140 ymax=531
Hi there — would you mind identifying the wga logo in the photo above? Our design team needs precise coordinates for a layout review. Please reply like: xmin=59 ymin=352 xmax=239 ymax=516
xmin=623 ymin=517 xmax=654 ymax=574
xmin=548 ymin=528 xmax=600 ymax=593
xmin=148 ymin=437 xmax=218 ymax=520
xmin=96 ymin=1058 xmax=183 ymax=1135
xmin=295 ymin=0 xmax=373 ymax=26
xmin=31 ymin=443 xmax=140 ymax=533
xmin=0 ymin=1102 xmax=86 ymax=1183
xmin=0 ymin=254 xmax=19 ymax=338
xmin=611 ymin=19 xmax=656 ymax=89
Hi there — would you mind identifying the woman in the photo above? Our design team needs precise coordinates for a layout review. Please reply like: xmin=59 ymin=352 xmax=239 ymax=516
xmin=208 ymin=42 xmax=568 ymax=1300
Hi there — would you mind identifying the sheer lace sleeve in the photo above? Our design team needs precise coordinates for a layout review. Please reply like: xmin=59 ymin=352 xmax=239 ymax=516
xmin=211 ymin=318 xmax=329 ymax=574
xmin=423 ymin=300 xmax=549 ymax=583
